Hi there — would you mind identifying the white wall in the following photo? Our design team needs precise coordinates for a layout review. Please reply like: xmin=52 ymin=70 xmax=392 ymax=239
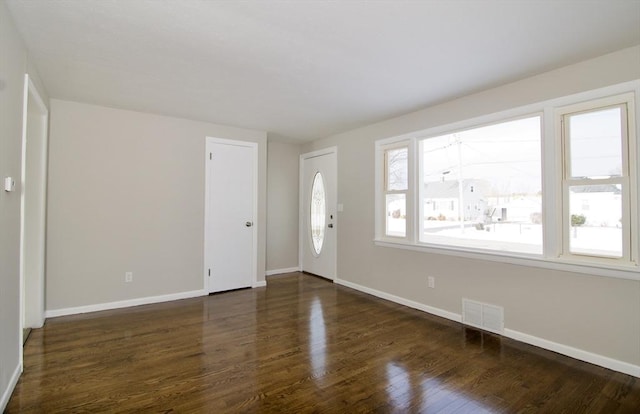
xmin=46 ymin=99 xmax=267 ymax=312
xmin=266 ymin=140 xmax=300 ymax=272
xmin=303 ymin=46 xmax=640 ymax=373
xmin=0 ymin=3 xmax=25 ymax=407
xmin=0 ymin=0 xmax=49 ymax=410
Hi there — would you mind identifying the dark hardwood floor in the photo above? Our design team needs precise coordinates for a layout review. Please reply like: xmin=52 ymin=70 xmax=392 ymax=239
xmin=6 ymin=273 xmax=640 ymax=413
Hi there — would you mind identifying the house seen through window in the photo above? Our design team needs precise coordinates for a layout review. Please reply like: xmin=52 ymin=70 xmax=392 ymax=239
xmin=419 ymin=116 xmax=542 ymax=254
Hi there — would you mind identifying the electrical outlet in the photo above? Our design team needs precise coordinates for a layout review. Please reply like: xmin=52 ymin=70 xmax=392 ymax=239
xmin=125 ymin=272 xmax=133 ymax=283
xmin=427 ymin=276 xmax=435 ymax=289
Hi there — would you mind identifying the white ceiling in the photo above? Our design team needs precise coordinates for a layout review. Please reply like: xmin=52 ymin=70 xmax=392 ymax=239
xmin=6 ymin=0 xmax=640 ymax=142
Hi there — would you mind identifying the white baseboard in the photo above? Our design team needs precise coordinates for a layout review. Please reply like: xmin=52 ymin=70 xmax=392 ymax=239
xmin=504 ymin=329 xmax=640 ymax=378
xmin=335 ymin=279 xmax=462 ymax=323
xmin=335 ymin=278 xmax=640 ymax=378
xmin=265 ymin=267 xmax=300 ymax=276
xmin=253 ymin=280 xmax=267 ymax=288
xmin=45 ymin=289 xmax=207 ymax=318
xmin=1 ymin=362 xmax=22 ymax=412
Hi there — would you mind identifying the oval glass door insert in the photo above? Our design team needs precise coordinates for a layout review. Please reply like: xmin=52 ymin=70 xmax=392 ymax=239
xmin=310 ymin=172 xmax=326 ymax=255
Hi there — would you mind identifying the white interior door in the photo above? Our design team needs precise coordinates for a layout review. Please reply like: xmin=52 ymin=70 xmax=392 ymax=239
xmin=300 ymin=148 xmax=337 ymax=280
xmin=205 ymin=138 xmax=257 ymax=293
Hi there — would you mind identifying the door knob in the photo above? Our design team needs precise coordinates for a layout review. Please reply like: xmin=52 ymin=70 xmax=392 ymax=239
xmin=245 ymin=221 xmax=253 ymax=227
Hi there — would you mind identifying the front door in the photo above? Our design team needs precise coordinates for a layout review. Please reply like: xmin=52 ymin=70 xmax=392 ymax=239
xmin=205 ymin=138 xmax=256 ymax=293
xmin=300 ymin=148 xmax=337 ymax=280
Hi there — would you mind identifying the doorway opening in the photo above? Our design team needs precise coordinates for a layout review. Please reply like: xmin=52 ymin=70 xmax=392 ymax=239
xmin=20 ymin=74 xmax=49 ymax=351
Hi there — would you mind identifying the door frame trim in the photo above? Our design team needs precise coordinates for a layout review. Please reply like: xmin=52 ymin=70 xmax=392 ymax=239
xmin=204 ymin=137 xmax=259 ymax=293
xmin=299 ymin=146 xmax=338 ymax=280
xmin=19 ymin=73 xmax=48 ymax=360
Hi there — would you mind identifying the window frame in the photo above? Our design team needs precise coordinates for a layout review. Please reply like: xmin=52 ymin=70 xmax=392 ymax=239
xmin=556 ymin=94 xmax=637 ymax=267
xmin=378 ymin=140 xmax=413 ymax=240
xmin=374 ymin=81 xmax=640 ymax=280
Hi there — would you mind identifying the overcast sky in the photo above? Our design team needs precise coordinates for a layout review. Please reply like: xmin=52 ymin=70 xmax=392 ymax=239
xmin=422 ymin=116 xmax=542 ymax=194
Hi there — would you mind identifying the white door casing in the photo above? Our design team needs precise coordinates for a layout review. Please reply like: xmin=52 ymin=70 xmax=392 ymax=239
xmin=20 ymin=74 xmax=48 ymax=338
xmin=300 ymin=148 xmax=337 ymax=280
xmin=204 ymin=137 xmax=257 ymax=293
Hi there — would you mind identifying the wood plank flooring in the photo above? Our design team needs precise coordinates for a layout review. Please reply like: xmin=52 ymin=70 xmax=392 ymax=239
xmin=6 ymin=273 xmax=640 ymax=413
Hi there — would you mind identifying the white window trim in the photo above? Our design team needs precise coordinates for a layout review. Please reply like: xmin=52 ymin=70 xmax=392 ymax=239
xmin=377 ymin=139 xmax=413 ymax=241
xmin=556 ymin=94 xmax=637 ymax=267
xmin=374 ymin=80 xmax=640 ymax=281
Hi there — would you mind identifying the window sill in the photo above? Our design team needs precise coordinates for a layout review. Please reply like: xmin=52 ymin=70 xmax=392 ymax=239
xmin=373 ymin=239 xmax=640 ymax=281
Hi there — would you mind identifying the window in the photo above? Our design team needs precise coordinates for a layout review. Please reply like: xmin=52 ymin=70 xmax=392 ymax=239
xmin=310 ymin=172 xmax=326 ymax=255
xmin=375 ymin=86 xmax=638 ymax=275
xmin=559 ymin=97 xmax=636 ymax=264
xmin=419 ymin=116 xmax=542 ymax=254
xmin=383 ymin=144 xmax=409 ymax=238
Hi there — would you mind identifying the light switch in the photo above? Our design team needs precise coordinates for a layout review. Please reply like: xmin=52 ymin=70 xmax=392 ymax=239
xmin=4 ymin=177 xmax=15 ymax=192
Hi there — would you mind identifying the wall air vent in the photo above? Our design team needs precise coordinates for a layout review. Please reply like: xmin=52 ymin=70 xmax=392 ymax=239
xmin=462 ymin=298 xmax=504 ymax=334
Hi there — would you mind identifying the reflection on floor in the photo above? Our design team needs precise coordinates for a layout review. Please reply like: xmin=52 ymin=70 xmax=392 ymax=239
xmin=7 ymin=273 xmax=640 ymax=413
